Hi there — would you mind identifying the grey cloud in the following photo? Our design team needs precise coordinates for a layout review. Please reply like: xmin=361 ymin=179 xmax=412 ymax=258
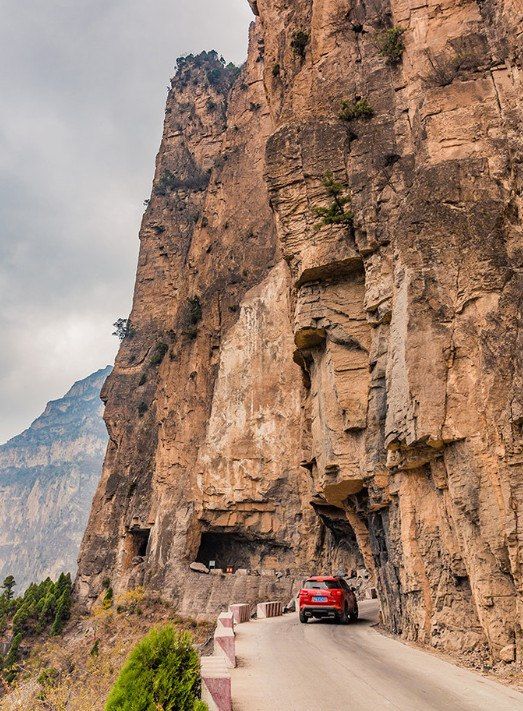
xmin=0 ymin=0 xmax=252 ymax=442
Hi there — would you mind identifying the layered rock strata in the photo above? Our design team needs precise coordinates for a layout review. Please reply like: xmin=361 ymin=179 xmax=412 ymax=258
xmin=78 ymin=0 xmax=522 ymax=664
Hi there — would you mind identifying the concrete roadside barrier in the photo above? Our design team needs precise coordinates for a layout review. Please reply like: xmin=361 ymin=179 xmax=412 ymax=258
xmin=201 ymin=655 xmax=231 ymax=711
xmin=228 ymin=603 xmax=250 ymax=624
xmin=256 ymin=601 xmax=283 ymax=619
xmin=214 ymin=625 xmax=236 ymax=668
xmin=217 ymin=611 xmax=235 ymax=629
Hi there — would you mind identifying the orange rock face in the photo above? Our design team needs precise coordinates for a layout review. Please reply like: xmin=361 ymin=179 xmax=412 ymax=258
xmin=78 ymin=2 xmax=523 ymax=663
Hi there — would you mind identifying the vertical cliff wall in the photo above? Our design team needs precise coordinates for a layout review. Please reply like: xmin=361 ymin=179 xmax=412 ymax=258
xmin=0 ymin=367 xmax=110 ymax=591
xmin=77 ymin=1 xmax=522 ymax=664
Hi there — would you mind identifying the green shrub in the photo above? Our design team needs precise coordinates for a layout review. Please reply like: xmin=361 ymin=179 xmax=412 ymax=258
xmin=102 ymin=587 xmax=114 ymax=610
xmin=339 ymin=98 xmax=374 ymax=122
xmin=313 ymin=173 xmax=353 ymax=230
xmin=105 ymin=626 xmax=206 ymax=711
xmin=113 ymin=318 xmax=135 ymax=341
xmin=154 ymin=170 xmax=209 ymax=197
xmin=376 ymin=27 xmax=405 ymax=64
xmin=291 ymin=30 xmax=309 ymax=60
xmin=180 ymin=297 xmax=203 ymax=339
xmin=138 ymin=402 xmax=149 ymax=418
xmin=150 ymin=342 xmax=169 ymax=366
xmin=272 ymin=63 xmax=280 ymax=77
xmin=206 ymin=67 xmax=223 ymax=86
xmin=38 ymin=667 xmax=60 ymax=688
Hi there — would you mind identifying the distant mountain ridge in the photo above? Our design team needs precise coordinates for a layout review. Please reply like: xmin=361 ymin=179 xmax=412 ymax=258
xmin=0 ymin=366 xmax=110 ymax=591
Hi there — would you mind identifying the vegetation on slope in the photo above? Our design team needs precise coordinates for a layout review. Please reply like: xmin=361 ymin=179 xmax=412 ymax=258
xmin=0 ymin=586 xmax=212 ymax=710
xmin=0 ymin=574 xmax=72 ymax=685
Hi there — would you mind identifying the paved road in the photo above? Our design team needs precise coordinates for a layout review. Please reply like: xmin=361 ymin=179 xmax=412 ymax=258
xmin=230 ymin=601 xmax=523 ymax=710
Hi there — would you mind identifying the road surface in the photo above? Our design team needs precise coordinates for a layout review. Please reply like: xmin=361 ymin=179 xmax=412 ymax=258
xmin=230 ymin=600 xmax=523 ymax=710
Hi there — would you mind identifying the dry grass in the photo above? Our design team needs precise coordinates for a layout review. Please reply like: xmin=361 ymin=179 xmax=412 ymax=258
xmin=0 ymin=588 xmax=213 ymax=711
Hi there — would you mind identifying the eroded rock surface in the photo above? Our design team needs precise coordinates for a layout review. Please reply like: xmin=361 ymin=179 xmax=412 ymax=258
xmin=77 ymin=1 xmax=522 ymax=663
xmin=0 ymin=367 xmax=110 ymax=591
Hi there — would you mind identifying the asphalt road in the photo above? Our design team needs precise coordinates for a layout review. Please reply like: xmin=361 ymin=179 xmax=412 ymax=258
xmin=230 ymin=600 xmax=523 ymax=710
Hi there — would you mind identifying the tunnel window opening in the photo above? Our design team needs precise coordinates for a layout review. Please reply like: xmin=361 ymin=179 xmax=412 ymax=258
xmin=311 ymin=502 xmax=365 ymax=575
xmin=196 ymin=531 xmax=288 ymax=571
xmin=124 ymin=527 xmax=151 ymax=568
xmin=134 ymin=529 xmax=150 ymax=556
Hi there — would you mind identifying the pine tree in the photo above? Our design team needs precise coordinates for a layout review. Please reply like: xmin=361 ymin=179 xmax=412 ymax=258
xmin=4 ymin=632 xmax=22 ymax=668
xmin=12 ymin=603 xmax=31 ymax=635
xmin=50 ymin=586 xmax=72 ymax=636
xmin=55 ymin=572 xmax=71 ymax=597
xmin=39 ymin=591 xmax=56 ymax=627
xmin=1 ymin=576 xmax=15 ymax=601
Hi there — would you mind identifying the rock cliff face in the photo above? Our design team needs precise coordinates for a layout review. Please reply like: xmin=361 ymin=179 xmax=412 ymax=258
xmin=0 ymin=367 xmax=110 ymax=591
xmin=77 ymin=0 xmax=522 ymax=664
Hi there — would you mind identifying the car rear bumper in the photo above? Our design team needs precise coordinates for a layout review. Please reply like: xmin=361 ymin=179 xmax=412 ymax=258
xmin=301 ymin=605 xmax=341 ymax=618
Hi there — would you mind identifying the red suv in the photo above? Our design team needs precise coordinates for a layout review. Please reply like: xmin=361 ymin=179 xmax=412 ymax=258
xmin=298 ymin=576 xmax=358 ymax=624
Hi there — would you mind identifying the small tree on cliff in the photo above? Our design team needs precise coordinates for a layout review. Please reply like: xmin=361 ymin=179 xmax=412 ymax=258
xmin=105 ymin=625 xmax=206 ymax=711
xmin=113 ymin=318 xmax=135 ymax=341
xmin=1 ymin=576 xmax=15 ymax=602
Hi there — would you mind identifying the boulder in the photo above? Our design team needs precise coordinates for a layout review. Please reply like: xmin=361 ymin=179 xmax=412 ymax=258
xmin=499 ymin=645 xmax=515 ymax=663
xmin=190 ymin=562 xmax=210 ymax=574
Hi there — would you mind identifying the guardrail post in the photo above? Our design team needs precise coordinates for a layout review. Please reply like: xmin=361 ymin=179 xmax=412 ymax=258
xmin=256 ymin=601 xmax=283 ymax=619
xmin=201 ymin=656 xmax=231 ymax=711
xmin=217 ymin=611 xmax=235 ymax=629
xmin=214 ymin=626 xmax=236 ymax=668
xmin=228 ymin=603 xmax=251 ymax=624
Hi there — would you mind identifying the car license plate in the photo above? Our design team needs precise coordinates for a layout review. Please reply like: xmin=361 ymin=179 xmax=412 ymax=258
xmin=313 ymin=596 xmax=327 ymax=602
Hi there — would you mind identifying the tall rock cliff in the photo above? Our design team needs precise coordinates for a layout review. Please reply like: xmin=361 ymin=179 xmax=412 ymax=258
xmin=77 ymin=0 xmax=522 ymax=664
xmin=0 ymin=367 xmax=110 ymax=591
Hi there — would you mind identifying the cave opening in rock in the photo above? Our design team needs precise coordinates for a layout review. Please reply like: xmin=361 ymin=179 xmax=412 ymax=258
xmin=124 ymin=527 xmax=151 ymax=568
xmin=196 ymin=531 xmax=287 ymax=571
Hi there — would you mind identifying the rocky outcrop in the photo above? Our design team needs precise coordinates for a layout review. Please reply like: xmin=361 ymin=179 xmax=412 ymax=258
xmin=0 ymin=367 xmax=110 ymax=591
xmin=77 ymin=1 xmax=522 ymax=664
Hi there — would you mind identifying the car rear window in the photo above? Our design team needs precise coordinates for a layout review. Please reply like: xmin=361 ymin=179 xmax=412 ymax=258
xmin=303 ymin=580 xmax=341 ymax=589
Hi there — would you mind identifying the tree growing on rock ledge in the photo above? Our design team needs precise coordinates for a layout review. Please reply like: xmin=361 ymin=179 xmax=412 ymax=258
xmin=313 ymin=173 xmax=353 ymax=230
xmin=113 ymin=318 xmax=135 ymax=341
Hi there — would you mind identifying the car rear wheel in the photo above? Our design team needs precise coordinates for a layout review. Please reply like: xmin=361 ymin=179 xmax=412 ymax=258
xmin=299 ymin=610 xmax=308 ymax=623
xmin=338 ymin=604 xmax=349 ymax=625
xmin=349 ymin=604 xmax=359 ymax=623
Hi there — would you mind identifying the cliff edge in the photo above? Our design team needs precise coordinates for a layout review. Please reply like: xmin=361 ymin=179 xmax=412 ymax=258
xmin=77 ymin=0 xmax=522 ymax=666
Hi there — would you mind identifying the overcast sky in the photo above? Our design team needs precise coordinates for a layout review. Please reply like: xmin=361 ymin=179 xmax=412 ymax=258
xmin=0 ymin=1 xmax=252 ymax=444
